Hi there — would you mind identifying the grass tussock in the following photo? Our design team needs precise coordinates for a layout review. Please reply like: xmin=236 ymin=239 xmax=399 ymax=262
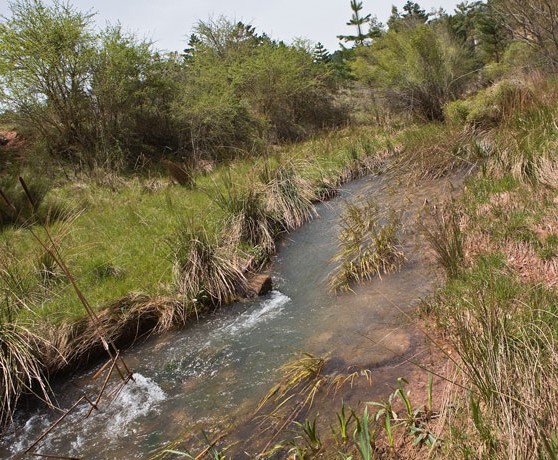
xmin=421 ymin=202 xmax=465 ymax=280
xmin=329 ymin=199 xmax=405 ymax=293
xmin=206 ymin=175 xmax=276 ymax=255
xmin=168 ymin=220 xmax=248 ymax=305
xmin=0 ymin=322 xmax=53 ymax=427
xmin=259 ymin=161 xmax=317 ymax=232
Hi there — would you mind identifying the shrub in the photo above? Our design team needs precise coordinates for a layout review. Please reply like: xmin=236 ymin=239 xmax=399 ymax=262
xmin=353 ymin=24 xmax=474 ymax=121
xmin=466 ymin=79 xmax=537 ymax=128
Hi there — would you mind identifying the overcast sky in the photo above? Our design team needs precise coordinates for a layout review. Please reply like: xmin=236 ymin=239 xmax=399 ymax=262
xmin=1 ymin=0 xmax=462 ymax=52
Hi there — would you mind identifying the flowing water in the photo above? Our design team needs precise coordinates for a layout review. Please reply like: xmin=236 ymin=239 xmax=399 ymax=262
xmin=0 ymin=173 xmax=459 ymax=459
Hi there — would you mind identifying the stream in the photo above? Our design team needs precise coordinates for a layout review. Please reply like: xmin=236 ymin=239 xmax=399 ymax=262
xmin=0 ymin=172 xmax=458 ymax=459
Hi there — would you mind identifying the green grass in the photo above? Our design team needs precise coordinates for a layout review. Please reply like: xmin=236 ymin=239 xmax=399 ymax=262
xmin=421 ymin=84 xmax=558 ymax=459
xmin=0 ymin=126 xmax=388 ymax=324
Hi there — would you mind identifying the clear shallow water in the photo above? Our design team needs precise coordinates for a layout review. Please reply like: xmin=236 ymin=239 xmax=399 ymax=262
xmin=1 ymin=174 xmax=457 ymax=459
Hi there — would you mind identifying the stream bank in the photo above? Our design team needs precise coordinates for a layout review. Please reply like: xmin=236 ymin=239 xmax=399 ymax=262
xmin=1 ymin=169 xmax=464 ymax=459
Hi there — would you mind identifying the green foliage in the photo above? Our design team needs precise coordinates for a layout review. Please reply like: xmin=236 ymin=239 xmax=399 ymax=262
xmin=337 ymin=0 xmax=382 ymax=47
xmin=294 ymin=415 xmax=322 ymax=451
xmin=352 ymin=406 xmax=375 ymax=459
xmin=0 ymin=0 xmax=96 ymax=157
xmin=173 ymin=18 xmax=343 ymax=161
xmin=91 ymin=26 xmax=179 ymax=165
xmin=0 ymin=0 xmax=179 ymax=167
xmin=354 ymin=24 xmax=474 ymax=120
xmin=387 ymin=1 xmax=429 ymax=32
xmin=483 ymin=41 xmax=541 ymax=81
xmin=446 ymin=78 xmax=537 ymax=128
xmin=336 ymin=402 xmax=354 ymax=444
xmin=447 ymin=1 xmax=511 ymax=65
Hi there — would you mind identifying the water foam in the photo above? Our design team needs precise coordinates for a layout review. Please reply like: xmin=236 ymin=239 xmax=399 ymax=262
xmin=223 ymin=290 xmax=290 ymax=335
xmin=102 ymin=373 xmax=166 ymax=438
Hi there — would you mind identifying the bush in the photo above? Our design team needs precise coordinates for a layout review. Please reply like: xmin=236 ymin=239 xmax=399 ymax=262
xmin=353 ymin=24 xmax=474 ymax=121
xmin=466 ymin=80 xmax=536 ymax=128
xmin=173 ymin=18 xmax=344 ymax=160
xmin=444 ymin=100 xmax=471 ymax=125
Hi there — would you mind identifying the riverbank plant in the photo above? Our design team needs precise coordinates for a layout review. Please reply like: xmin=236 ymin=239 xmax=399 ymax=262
xmin=419 ymin=76 xmax=558 ymax=460
xmin=259 ymin=161 xmax=317 ymax=232
xmin=328 ymin=199 xmax=405 ymax=293
xmin=168 ymin=219 xmax=248 ymax=305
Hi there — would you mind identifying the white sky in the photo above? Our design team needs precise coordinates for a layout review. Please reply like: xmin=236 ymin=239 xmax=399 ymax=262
xmin=0 ymin=0 xmax=462 ymax=52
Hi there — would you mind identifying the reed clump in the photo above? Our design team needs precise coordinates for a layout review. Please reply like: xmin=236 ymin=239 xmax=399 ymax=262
xmin=168 ymin=220 xmax=248 ymax=306
xmin=259 ymin=161 xmax=317 ymax=232
xmin=329 ymin=199 xmax=405 ymax=293
xmin=421 ymin=202 xmax=465 ymax=280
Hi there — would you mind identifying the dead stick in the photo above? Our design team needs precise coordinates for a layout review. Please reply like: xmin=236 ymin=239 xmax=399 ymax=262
xmin=24 ymin=396 xmax=86 ymax=454
xmin=92 ymin=358 xmax=113 ymax=381
xmin=30 ymin=453 xmax=81 ymax=460
xmin=195 ymin=433 xmax=228 ymax=460
xmin=87 ymin=353 xmax=120 ymax=418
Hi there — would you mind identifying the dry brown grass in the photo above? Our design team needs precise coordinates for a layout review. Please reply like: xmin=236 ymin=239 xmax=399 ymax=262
xmin=392 ymin=127 xmax=480 ymax=181
xmin=328 ymin=200 xmax=405 ymax=293
xmin=0 ymin=322 xmax=55 ymax=427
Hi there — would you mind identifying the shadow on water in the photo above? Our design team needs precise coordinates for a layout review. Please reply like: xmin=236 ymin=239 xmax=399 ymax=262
xmin=0 ymin=172 xmax=462 ymax=459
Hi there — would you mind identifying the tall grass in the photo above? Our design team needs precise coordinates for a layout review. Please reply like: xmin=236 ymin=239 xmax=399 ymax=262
xmin=206 ymin=174 xmax=276 ymax=255
xmin=391 ymin=124 xmax=480 ymax=180
xmin=421 ymin=202 xmax=465 ymax=279
xmin=329 ymin=200 xmax=405 ymax=293
xmin=168 ymin=220 xmax=248 ymax=305
xmin=259 ymin=161 xmax=317 ymax=232
xmin=434 ymin=258 xmax=558 ymax=460
xmin=0 ymin=322 xmax=53 ymax=427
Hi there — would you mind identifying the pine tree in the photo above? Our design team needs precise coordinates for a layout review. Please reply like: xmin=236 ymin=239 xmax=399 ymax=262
xmin=313 ymin=42 xmax=331 ymax=63
xmin=388 ymin=1 xmax=429 ymax=31
xmin=337 ymin=0 xmax=378 ymax=47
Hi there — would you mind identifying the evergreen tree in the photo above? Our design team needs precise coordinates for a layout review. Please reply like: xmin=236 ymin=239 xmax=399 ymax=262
xmin=388 ymin=1 xmax=429 ymax=31
xmin=313 ymin=42 xmax=331 ymax=63
xmin=337 ymin=0 xmax=378 ymax=47
xmin=447 ymin=1 xmax=510 ymax=64
xmin=475 ymin=1 xmax=510 ymax=63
